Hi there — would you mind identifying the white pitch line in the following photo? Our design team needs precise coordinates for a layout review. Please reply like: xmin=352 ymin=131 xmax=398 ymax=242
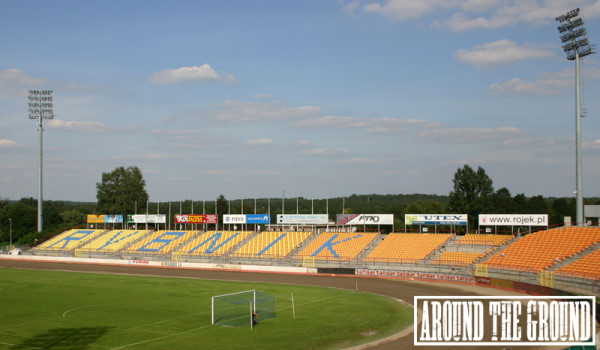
xmin=111 ymin=324 xmax=212 ymax=350
xmin=126 ymin=311 xmax=209 ymax=330
xmin=63 ymin=302 xmax=123 ymax=318
xmin=113 ymin=293 xmax=354 ymax=348
xmin=63 ymin=300 xmax=163 ymax=318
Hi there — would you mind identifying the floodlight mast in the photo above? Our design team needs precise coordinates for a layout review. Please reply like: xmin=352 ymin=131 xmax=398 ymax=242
xmin=28 ymin=90 xmax=54 ymax=232
xmin=555 ymin=8 xmax=595 ymax=226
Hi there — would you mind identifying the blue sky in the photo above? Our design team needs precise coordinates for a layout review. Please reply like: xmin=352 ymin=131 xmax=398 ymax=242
xmin=1 ymin=0 xmax=599 ymax=202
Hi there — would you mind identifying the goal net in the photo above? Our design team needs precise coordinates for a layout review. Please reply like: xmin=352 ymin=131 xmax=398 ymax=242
xmin=212 ymin=289 xmax=275 ymax=328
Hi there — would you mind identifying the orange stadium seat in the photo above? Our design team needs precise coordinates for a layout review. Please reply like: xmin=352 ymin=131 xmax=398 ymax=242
xmin=176 ymin=231 xmax=253 ymax=256
xmin=295 ymin=232 xmax=378 ymax=261
xmin=365 ymin=233 xmax=452 ymax=263
xmin=485 ymin=227 xmax=600 ymax=271
xmin=557 ymin=249 xmax=600 ymax=280
xmin=232 ymin=231 xmax=312 ymax=259
xmin=456 ymin=234 xmax=513 ymax=246
xmin=433 ymin=251 xmax=486 ymax=266
xmin=78 ymin=230 xmax=151 ymax=252
xmin=126 ymin=231 xmax=199 ymax=254
xmin=36 ymin=229 xmax=107 ymax=250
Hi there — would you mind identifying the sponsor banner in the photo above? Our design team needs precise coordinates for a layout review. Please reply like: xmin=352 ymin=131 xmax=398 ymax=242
xmin=336 ymin=214 xmax=394 ymax=225
xmin=223 ymin=214 xmax=246 ymax=224
xmin=247 ymin=214 xmax=270 ymax=224
xmin=277 ymin=214 xmax=328 ymax=225
xmin=127 ymin=214 xmax=144 ymax=224
xmin=87 ymin=214 xmax=105 ymax=224
xmin=405 ymin=214 xmax=468 ymax=226
xmin=126 ymin=214 xmax=166 ymax=224
xmin=174 ymin=214 xmax=218 ymax=224
xmin=414 ymin=295 xmax=595 ymax=347
xmin=479 ymin=214 xmax=549 ymax=226
xmin=104 ymin=215 xmax=123 ymax=223
xmin=146 ymin=214 xmax=166 ymax=224
xmin=355 ymin=269 xmax=474 ymax=283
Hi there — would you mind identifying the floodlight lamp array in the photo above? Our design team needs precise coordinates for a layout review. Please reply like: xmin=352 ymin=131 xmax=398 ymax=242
xmin=556 ymin=8 xmax=595 ymax=61
xmin=28 ymin=90 xmax=54 ymax=120
xmin=555 ymin=8 xmax=580 ymax=23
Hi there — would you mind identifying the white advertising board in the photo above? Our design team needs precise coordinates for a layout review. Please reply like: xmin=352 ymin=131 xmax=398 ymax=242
xmin=223 ymin=214 xmax=246 ymax=224
xmin=277 ymin=214 xmax=328 ymax=224
xmin=337 ymin=214 xmax=394 ymax=225
xmin=479 ymin=214 xmax=548 ymax=226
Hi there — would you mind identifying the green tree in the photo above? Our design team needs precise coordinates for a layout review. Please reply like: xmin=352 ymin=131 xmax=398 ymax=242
xmin=448 ymin=165 xmax=494 ymax=227
xmin=59 ymin=209 xmax=86 ymax=228
xmin=96 ymin=166 xmax=149 ymax=215
xmin=550 ymin=198 xmax=573 ymax=225
xmin=490 ymin=187 xmax=515 ymax=214
xmin=527 ymin=195 xmax=549 ymax=214
xmin=216 ymin=195 xmax=228 ymax=223
xmin=512 ymin=194 xmax=528 ymax=213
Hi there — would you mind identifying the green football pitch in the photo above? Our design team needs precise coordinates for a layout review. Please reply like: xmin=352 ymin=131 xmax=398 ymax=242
xmin=0 ymin=268 xmax=412 ymax=349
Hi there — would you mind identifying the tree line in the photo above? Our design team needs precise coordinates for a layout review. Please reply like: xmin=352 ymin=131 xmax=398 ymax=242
xmin=1 ymin=165 xmax=598 ymax=246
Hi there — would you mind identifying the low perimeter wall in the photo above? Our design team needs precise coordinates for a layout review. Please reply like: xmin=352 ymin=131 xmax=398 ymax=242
xmin=1 ymin=254 xmax=317 ymax=275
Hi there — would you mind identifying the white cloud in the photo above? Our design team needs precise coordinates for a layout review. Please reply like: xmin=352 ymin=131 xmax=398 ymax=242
xmin=489 ymin=78 xmax=559 ymax=96
xmin=339 ymin=158 xmax=378 ymax=164
xmin=292 ymin=115 xmax=365 ymax=128
xmin=148 ymin=64 xmax=234 ymax=84
xmin=583 ymin=139 xmax=600 ymax=149
xmin=441 ymin=11 xmax=513 ymax=32
xmin=0 ymin=69 xmax=49 ymax=96
xmin=246 ymin=138 xmax=274 ymax=146
xmin=203 ymin=100 xmax=321 ymax=123
xmin=203 ymin=169 xmax=228 ymax=176
xmin=419 ymin=126 xmax=525 ymax=143
xmin=361 ymin=1 xmax=600 ymax=31
xmin=255 ymin=93 xmax=274 ymax=99
xmin=489 ymin=68 xmax=600 ymax=96
xmin=339 ymin=0 xmax=361 ymax=17
xmin=501 ymin=137 xmax=556 ymax=147
xmin=48 ymin=119 xmax=137 ymax=133
xmin=0 ymin=139 xmax=21 ymax=148
xmin=363 ymin=0 xmax=439 ymax=21
xmin=291 ymin=115 xmax=440 ymax=134
xmin=455 ymin=39 xmax=554 ymax=68
xmin=301 ymin=148 xmax=350 ymax=156
xmin=108 ymin=153 xmax=169 ymax=161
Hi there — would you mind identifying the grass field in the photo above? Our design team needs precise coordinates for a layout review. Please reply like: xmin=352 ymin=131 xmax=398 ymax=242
xmin=0 ymin=268 xmax=413 ymax=349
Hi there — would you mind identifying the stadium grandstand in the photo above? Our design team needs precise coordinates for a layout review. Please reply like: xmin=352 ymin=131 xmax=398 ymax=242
xmin=556 ymin=248 xmax=600 ymax=280
xmin=295 ymin=232 xmax=378 ymax=261
xmin=126 ymin=230 xmax=199 ymax=254
xmin=34 ymin=229 xmax=107 ymax=251
xmin=365 ymin=233 xmax=452 ymax=263
xmin=231 ymin=231 xmax=313 ymax=259
xmin=456 ymin=233 xmax=513 ymax=246
xmin=433 ymin=251 xmax=486 ymax=266
xmin=22 ymin=223 xmax=600 ymax=297
xmin=176 ymin=231 xmax=254 ymax=257
xmin=77 ymin=230 xmax=151 ymax=252
xmin=485 ymin=227 xmax=600 ymax=271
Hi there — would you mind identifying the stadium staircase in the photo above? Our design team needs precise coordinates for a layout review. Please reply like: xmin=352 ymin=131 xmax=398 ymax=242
xmin=419 ymin=234 xmax=459 ymax=263
xmin=353 ymin=233 xmax=384 ymax=264
xmin=221 ymin=231 xmax=260 ymax=259
xmin=120 ymin=229 xmax=155 ymax=253
xmin=287 ymin=231 xmax=320 ymax=260
xmin=473 ymin=235 xmax=520 ymax=265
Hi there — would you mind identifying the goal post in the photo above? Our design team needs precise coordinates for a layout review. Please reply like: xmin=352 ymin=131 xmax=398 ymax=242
xmin=212 ymin=289 xmax=275 ymax=328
